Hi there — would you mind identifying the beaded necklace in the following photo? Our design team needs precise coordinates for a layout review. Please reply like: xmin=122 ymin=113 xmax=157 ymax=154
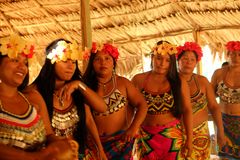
xmin=0 ymin=91 xmax=31 ymax=117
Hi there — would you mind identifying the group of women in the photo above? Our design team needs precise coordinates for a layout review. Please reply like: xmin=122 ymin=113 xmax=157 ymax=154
xmin=0 ymin=34 xmax=239 ymax=160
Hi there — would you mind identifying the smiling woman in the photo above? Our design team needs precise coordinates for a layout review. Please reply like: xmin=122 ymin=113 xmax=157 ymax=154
xmin=0 ymin=34 xmax=78 ymax=160
xmin=31 ymin=38 xmax=108 ymax=160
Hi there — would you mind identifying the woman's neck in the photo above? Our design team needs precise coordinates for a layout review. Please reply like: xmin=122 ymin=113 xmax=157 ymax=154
xmin=97 ymin=74 xmax=113 ymax=84
xmin=55 ymin=80 xmax=66 ymax=90
xmin=229 ymin=64 xmax=240 ymax=72
xmin=179 ymin=71 xmax=194 ymax=82
xmin=150 ymin=71 xmax=167 ymax=82
xmin=0 ymin=84 xmax=19 ymax=98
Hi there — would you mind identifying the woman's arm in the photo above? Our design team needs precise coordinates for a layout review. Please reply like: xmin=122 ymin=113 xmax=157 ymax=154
xmin=0 ymin=143 xmax=51 ymax=160
xmin=24 ymin=90 xmax=78 ymax=160
xmin=180 ymin=77 xmax=193 ymax=157
xmin=211 ymin=68 xmax=221 ymax=94
xmin=85 ymin=105 xmax=107 ymax=160
xmin=24 ymin=89 xmax=54 ymax=136
xmin=61 ymin=80 xmax=107 ymax=113
xmin=204 ymin=78 xmax=225 ymax=148
xmin=124 ymin=77 xmax=148 ymax=141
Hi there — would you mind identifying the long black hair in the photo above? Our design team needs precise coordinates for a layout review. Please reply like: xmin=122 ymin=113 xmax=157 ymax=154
xmin=152 ymin=40 xmax=182 ymax=118
xmin=33 ymin=39 xmax=87 ymax=154
xmin=83 ymin=50 xmax=117 ymax=91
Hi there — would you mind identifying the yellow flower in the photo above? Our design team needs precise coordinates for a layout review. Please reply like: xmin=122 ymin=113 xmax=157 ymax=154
xmin=47 ymin=40 xmax=83 ymax=64
xmin=0 ymin=34 xmax=34 ymax=59
xmin=152 ymin=42 xmax=177 ymax=55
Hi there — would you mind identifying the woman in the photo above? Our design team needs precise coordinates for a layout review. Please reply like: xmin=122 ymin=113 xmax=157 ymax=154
xmin=176 ymin=42 xmax=225 ymax=160
xmin=211 ymin=41 xmax=240 ymax=159
xmin=131 ymin=41 xmax=193 ymax=160
xmin=33 ymin=39 xmax=107 ymax=159
xmin=0 ymin=34 xmax=77 ymax=160
xmin=83 ymin=42 xmax=148 ymax=159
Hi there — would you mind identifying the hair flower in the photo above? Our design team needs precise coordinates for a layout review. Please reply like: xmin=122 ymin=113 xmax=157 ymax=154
xmin=0 ymin=34 xmax=35 ymax=59
xmin=176 ymin=42 xmax=203 ymax=61
xmin=47 ymin=40 xmax=83 ymax=64
xmin=91 ymin=42 xmax=119 ymax=60
xmin=226 ymin=41 xmax=240 ymax=52
xmin=152 ymin=42 xmax=177 ymax=56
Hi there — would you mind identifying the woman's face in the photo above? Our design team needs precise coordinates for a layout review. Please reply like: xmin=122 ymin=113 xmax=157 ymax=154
xmin=0 ymin=55 xmax=28 ymax=87
xmin=152 ymin=53 xmax=170 ymax=75
xmin=55 ymin=59 xmax=76 ymax=81
xmin=178 ymin=51 xmax=197 ymax=74
xmin=228 ymin=51 xmax=240 ymax=66
xmin=92 ymin=51 xmax=114 ymax=77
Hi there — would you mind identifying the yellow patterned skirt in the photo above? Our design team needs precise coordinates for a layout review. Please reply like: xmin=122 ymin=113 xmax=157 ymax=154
xmin=178 ymin=121 xmax=210 ymax=160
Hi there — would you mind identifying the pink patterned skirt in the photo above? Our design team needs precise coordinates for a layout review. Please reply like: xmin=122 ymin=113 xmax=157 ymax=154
xmin=134 ymin=119 xmax=184 ymax=160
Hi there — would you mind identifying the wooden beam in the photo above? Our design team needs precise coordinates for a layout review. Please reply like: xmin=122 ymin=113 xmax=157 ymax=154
xmin=80 ymin=0 xmax=92 ymax=48
xmin=80 ymin=0 xmax=92 ymax=72
xmin=110 ymin=25 xmax=240 ymax=44
xmin=193 ymin=30 xmax=202 ymax=75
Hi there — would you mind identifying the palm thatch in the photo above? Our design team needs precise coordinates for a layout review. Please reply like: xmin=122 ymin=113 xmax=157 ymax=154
xmin=1 ymin=0 xmax=240 ymax=79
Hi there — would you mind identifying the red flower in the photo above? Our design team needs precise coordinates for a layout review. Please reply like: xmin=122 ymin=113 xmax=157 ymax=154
xmin=226 ymin=41 xmax=240 ymax=52
xmin=176 ymin=42 xmax=203 ymax=61
xmin=91 ymin=42 xmax=119 ymax=60
xmin=91 ymin=42 xmax=97 ymax=53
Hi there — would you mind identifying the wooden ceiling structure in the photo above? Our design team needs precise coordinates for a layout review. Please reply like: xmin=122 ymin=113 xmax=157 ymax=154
xmin=0 ymin=0 xmax=240 ymax=79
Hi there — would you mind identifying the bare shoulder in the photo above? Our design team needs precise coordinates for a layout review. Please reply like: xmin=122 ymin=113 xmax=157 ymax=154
xmin=23 ymin=89 xmax=45 ymax=112
xmin=195 ymin=74 xmax=209 ymax=84
xmin=212 ymin=68 xmax=224 ymax=79
xmin=131 ymin=71 xmax=150 ymax=88
xmin=132 ymin=72 xmax=149 ymax=81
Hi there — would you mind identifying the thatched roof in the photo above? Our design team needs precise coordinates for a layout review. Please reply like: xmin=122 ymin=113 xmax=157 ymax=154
xmin=1 ymin=0 xmax=240 ymax=79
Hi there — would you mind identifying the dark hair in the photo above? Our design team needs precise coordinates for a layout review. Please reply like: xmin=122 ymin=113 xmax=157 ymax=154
xmin=177 ymin=51 xmax=198 ymax=61
xmin=33 ymin=39 xmax=87 ymax=154
xmin=152 ymin=40 xmax=182 ymax=118
xmin=0 ymin=54 xmax=29 ymax=91
xmin=83 ymin=50 xmax=117 ymax=90
xmin=221 ymin=61 xmax=229 ymax=68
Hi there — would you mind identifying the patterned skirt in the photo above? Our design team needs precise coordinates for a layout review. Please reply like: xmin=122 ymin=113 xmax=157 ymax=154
xmin=219 ymin=113 xmax=240 ymax=159
xmin=178 ymin=120 xmax=210 ymax=160
xmin=100 ymin=130 xmax=135 ymax=160
xmin=134 ymin=119 xmax=183 ymax=160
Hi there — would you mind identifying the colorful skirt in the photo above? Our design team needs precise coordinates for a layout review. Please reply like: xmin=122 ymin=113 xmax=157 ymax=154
xmin=219 ymin=113 xmax=240 ymax=159
xmin=178 ymin=121 xmax=210 ymax=160
xmin=134 ymin=119 xmax=183 ymax=160
xmin=100 ymin=130 xmax=135 ymax=160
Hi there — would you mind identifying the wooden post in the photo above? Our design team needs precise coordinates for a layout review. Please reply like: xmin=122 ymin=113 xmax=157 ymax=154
xmin=80 ymin=0 xmax=91 ymax=72
xmin=193 ymin=30 xmax=202 ymax=75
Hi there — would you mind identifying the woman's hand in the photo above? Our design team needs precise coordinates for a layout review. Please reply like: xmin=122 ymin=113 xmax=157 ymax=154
xmin=44 ymin=139 xmax=79 ymax=160
xmin=59 ymin=80 xmax=83 ymax=100
xmin=123 ymin=127 xmax=139 ymax=142
xmin=217 ymin=131 xmax=226 ymax=151
xmin=181 ymin=138 xmax=193 ymax=158
xmin=98 ymin=148 xmax=108 ymax=160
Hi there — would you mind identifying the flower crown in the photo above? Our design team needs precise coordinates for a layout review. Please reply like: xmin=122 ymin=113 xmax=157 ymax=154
xmin=47 ymin=40 xmax=83 ymax=64
xmin=0 ymin=34 xmax=35 ymax=59
xmin=226 ymin=41 xmax=240 ymax=52
xmin=152 ymin=42 xmax=177 ymax=56
xmin=91 ymin=42 xmax=119 ymax=60
xmin=176 ymin=42 xmax=203 ymax=61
